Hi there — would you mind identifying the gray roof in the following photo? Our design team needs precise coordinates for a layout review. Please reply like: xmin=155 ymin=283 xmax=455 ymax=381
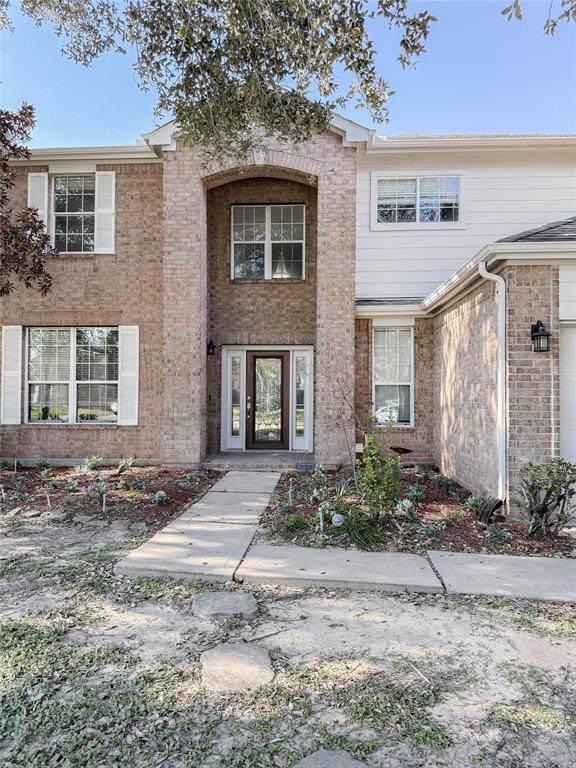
xmin=498 ymin=216 xmax=576 ymax=243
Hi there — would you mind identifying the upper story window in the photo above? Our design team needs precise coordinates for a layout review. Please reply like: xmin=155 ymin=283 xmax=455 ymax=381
xmin=372 ymin=174 xmax=461 ymax=229
xmin=231 ymin=204 xmax=305 ymax=280
xmin=54 ymin=176 xmax=95 ymax=253
xmin=27 ymin=170 xmax=115 ymax=255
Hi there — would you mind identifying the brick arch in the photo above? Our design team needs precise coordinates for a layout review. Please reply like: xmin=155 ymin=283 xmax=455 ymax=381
xmin=202 ymin=156 xmax=322 ymax=190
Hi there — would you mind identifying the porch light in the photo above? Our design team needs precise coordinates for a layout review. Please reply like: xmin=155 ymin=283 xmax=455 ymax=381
xmin=206 ymin=339 xmax=216 ymax=356
xmin=531 ymin=321 xmax=551 ymax=353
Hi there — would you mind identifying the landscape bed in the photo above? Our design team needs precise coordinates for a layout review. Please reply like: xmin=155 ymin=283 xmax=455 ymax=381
xmin=263 ymin=467 xmax=576 ymax=558
xmin=0 ymin=461 xmax=222 ymax=532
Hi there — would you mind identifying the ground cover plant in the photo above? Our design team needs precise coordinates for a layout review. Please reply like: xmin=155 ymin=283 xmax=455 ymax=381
xmin=264 ymin=459 xmax=576 ymax=557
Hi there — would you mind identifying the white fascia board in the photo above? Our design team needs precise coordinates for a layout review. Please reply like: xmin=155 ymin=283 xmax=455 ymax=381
xmin=142 ymin=114 xmax=374 ymax=152
xmin=329 ymin=114 xmax=373 ymax=146
xmin=421 ymin=241 xmax=576 ymax=313
xmin=365 ymin=135 xmax=576 ymax=154
xmin=12 ymin=145 xmax=159 ymax=164
xmin=355 ymin=304 xmax=426 ymax=318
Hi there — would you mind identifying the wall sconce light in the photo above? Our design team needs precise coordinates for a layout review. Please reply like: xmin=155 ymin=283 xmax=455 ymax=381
xmin=531 ymin=321 xmax=551 ymax=353
xmin=206 ymin=339 xmax=216 ymax=356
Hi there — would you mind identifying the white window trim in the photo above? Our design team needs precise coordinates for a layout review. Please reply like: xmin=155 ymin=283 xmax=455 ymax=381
xmin=24 ymin=327 xmax=119 ymax=426
xmin=372 ymin=324 xmax=415 ymax=429
xmin=51 ymin=174 xmax=96 ymax=255
xmin=230 ymin=204 xmax=306 ymax=281
xmin=370 ymin=171 xmax=465 ymax=231
xmin=220 ymin=345 xmax=314 ymax=452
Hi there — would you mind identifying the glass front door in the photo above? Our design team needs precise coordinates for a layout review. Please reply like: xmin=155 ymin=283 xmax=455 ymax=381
xmin=246 ymin=351 xmax=289 ymax=449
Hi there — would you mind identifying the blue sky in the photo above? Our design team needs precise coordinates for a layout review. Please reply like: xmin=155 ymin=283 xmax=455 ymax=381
xmin=1 ymin=0 xmax=575 ymax=147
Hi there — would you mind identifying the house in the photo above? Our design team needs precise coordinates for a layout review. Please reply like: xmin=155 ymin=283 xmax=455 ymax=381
xmin=3 ymin=116 xmax=576 ymax=516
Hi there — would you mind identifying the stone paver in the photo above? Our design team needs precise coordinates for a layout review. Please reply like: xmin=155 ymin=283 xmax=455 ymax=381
xmin=192 ymin=591 xmax=259 ymax=620
xmin=293 ymin=749 xmax=368 ymax=767
xmin=237 ymin=544 xmax=442 ymax=592
xmin=113 ymin=519 xmax=255 ymax=582
xmin=212 ymin=470 xmax=280 ymax=494
xmin=200 ymin=642 xmax=274 ymax=692
xmin=182 ymin=491 xmax=268 ymax=525
xmin=429 ymin=550 xmax=576 ymax=603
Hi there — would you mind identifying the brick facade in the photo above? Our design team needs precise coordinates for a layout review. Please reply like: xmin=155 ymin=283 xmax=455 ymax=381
xmin=354 ymin=318 xmax=435 ymax=464
xmin=205 ymin=177 xmax=317 ymax=453
xmin=432 ymin=282 xmax=500 ymax=495
xmin=2 ymin=132 xmax=356 ymax=467
xmin=504 ymin=265 xmax=561 ymax=512
xmin=1 ymin=162 xmax=164 ymax=462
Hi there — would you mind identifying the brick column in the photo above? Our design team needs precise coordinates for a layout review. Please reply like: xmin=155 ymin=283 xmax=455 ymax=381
xmin=314 ymin=139 xmax=357 ymax=467
xmin=160 ymin=147 xmax=207 ymax=463
xmin=505 ymin=265 xmax=560 ymax=514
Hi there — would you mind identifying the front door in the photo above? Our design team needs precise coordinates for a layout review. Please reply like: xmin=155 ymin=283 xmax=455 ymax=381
xmin=246 ymin=351 xmax=289 ymax=450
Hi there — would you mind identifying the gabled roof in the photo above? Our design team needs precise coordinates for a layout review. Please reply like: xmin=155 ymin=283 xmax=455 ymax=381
xmin=497 ymin=216 xmax=576 ymax=243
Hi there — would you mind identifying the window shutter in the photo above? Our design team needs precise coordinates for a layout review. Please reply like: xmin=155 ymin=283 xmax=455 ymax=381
xmin=95 ymin=171 xmax=115 ymax=253
xmin=1 ymin=326 xmax=23 ymax=425
xmin=118 ymin=326 xmax=139 ymax=425
xmin=27 ymin=173 xmax=48 ymax=227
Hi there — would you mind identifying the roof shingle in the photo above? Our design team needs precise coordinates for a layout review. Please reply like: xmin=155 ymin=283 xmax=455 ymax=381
xmin=498 ymin=216 xmax=576 ymax=243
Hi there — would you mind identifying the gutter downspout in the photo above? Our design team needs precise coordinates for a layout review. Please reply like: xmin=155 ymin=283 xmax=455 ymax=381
xmin=478 ymin=261 xmax=507 ymax=503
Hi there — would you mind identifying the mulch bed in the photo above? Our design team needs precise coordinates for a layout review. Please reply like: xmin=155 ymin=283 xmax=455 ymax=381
xmin=0 ymin=465 xmax=222 ymax=533
xmin=264 ymin=469 xmax=576 ymax=558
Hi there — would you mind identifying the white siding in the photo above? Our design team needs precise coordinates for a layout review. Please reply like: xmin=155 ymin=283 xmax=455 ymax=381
xmin=560 ymin=265 xmax=576 ymax=321
xmin=356 ymin=148 xmax=576 ymax=299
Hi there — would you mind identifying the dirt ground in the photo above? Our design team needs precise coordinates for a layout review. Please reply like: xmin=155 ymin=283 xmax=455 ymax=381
xmin=1 ymin=493 xmax=576 ymax=767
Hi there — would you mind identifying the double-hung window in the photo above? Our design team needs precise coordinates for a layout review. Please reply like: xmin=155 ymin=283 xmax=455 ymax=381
xmin=231 ymin=204 xmax=305 ymax=280
xmin=373 ymin=175 xmax=461 ymax=227
xmin=373 ymin=327 xmax=413 ymax=426
xmin=54 ymin=176 xmax=95 ymax=253
xmin=27 ymin=328 xmax=119 ymax=423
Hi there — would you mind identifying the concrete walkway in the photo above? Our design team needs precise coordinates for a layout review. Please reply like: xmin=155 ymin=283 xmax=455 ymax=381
xmin=115 ymin=471 xmax=576 ymax=602
xmin=236 ymin=543 xmax=441 ymax=592
xmin=114 ymin=471 xmax=279 ymax=582
xmin=429 ymin=550 xmax=576 ymax=603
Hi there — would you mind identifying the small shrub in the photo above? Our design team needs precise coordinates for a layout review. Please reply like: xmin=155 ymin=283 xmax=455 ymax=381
xmin=396 ymin=498 xmax=415 ymax=518
xmin=441 ymin=509 xmax=463 ymax=527
xmin=436 ymin=475 xmax=453 ymax=493
xmin=419 ymin=524 xmax=439 ymax=538
xmin=131 ymin=478 xmax=146 ymax=491
xmin=465 ymin=493 xmax=490 ymax=513
xmin=310 ymin=464 xmax=327 ymax=502
xmin=334 ymin=478 xmax=351 ymax=498
xmin=487 ymin=527 xmax=511 ymax=542
xmin=340 ymin=509 xmax=384 ymax=551
xmin=116 ymin=457 xmax=134 ymax=475
xmin=118 ymin=477 xmax=131 ymax=491
xmin=154 ymin=489 xmax=167 ymax=504
xmin=415 ymin=464 xmax=434 ymax=480
xmin=518 ymin=458 xmax=576 ymax=537
xmin=36 ymin=460 xmax=51 ymax=472
xmin=65 ymin=479 xmax=77 ymax=493
xmin=407 ymin=484 xmax=425 ymax=507
xmin=277 ymin=513 xmax=309 ymax=536
xmin=357 ymin=433 xmax=400 ymax=520
xmin=93 ymin=480 xmax=108 ymax=511
xmin=84 ymin=456 xmax=103 ymax=472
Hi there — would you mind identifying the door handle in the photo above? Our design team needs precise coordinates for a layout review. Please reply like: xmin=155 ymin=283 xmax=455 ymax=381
xmin=246 ymin=396 xmax=251 ymax=418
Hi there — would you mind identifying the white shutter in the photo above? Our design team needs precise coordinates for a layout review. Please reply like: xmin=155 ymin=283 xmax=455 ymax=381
xmin=118 ymin=326 xmax=139 ymax=425
xmin=27 ymin=173 xmax=48 ymax=226
xmin=95 ymin=171 xmax=115 ymax=253
xmin=1 ymin=326 xmax=23 ymax=425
